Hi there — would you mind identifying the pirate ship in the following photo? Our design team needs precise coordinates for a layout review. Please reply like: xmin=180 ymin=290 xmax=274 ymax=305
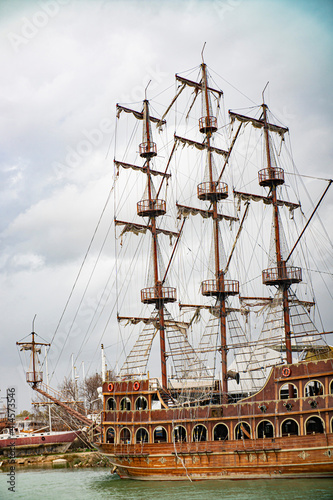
xmin=96 ymin=56 xmax=333 ymax=480
xmin=19 ymin=56 xmax=333 ymax=480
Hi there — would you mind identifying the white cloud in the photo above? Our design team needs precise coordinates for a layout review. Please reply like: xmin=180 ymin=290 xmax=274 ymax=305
xmin=2 ymin=177 xmax=113 ymax=266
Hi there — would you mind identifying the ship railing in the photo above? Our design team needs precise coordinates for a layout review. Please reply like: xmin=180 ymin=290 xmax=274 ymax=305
xmin=141 ymin=285 xmax=177 ymax=304
xmin=258 ymin=167 xmax=285 ymax=186
xmin=149 ymin=377 xmax=174 ymax=393
xmin=26 ymin=371 xmax=43 ymax=383
xmin=201 ymin=279 xmax=239 ymax=296
xmin=262 ymin=264 xmax=302 ymax=285
xmin=38 ymin=382 xmax=87 ymax=416
xmin=149 ymin=378 xmax=161 ymax=391
xmin=139 ymin=141 xmax=157 ymax=157
xmin=199 ymin=116 xmax=218 ymax=133
xmin=197 ymin=181 xmax=228 ymax=200
xmin=137 ymin=198 xmax=166 ymax=217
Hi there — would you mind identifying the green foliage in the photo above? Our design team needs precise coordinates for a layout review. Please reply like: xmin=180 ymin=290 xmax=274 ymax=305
xmin=16 ymin=409 xmax=33 ymax=418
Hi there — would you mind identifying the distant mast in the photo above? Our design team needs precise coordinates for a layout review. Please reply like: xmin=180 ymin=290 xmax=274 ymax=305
xmin=16 ymin=331 xmax=50 ymax=388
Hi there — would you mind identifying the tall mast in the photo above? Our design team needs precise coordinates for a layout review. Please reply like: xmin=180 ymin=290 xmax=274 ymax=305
xmin=198 ymin=63 xmax=238 ymax=401
xmin=137 ymin=99 xmax=176 ymax=390
xmin=259 ymin=100 xmax=302 ymax=378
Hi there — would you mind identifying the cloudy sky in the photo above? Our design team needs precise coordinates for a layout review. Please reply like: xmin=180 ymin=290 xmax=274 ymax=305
xmin=0 ymin=0 xmax=332 ymax=411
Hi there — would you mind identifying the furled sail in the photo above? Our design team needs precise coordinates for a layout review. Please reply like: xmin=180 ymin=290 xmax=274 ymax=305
xmin=114 ymin=160 xmax=171 ymax=178
xmin=116 ymin=104 xmax=166 ymax=125
xmin=175 ymin=135 xmax=228 ymax=157
xmin=177 ymin=203 xmax=237 ymax=222
xmin=234 ymin=190 xmax=300 ymax=212
xmin=229 ymin=111 xmax=288 ymax=137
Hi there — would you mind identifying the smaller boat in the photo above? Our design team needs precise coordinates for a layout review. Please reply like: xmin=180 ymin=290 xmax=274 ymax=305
xmin=9 ymin=331 xmax=99 ymax=457
xmin=0 ymin=428 xmax=79 ymax=457
xmin=1 ymin=332 xmax=82 ymax=458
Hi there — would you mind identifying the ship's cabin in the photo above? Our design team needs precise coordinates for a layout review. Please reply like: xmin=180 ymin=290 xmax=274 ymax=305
xmin=100 ymin=360 xmax=333 ymax=446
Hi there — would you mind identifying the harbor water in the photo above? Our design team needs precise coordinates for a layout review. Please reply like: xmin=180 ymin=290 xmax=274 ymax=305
xmin=1 ymin=468 xmax=333 ymax=500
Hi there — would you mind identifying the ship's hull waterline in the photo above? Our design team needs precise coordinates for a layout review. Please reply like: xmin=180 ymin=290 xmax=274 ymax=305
xmin=103 ymin=442 xmax=333 ymax=481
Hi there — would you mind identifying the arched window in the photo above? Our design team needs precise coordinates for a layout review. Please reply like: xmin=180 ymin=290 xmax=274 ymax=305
xmin=153 ymin=426 xmax=167 ymax=443
xmin=305 ymin=380 xmax=324 ymax=398
xmin=106 ymin=427 xmax=115 ymax=443
xmin=173 ymin=425 xmax=187 ymax=443
xmin=330 ymin=380 xmax=333 ymax=395
xmin=193 ymin=424 xmax=207 ymax=442
xmin=106 ymin=397 xmax=116 ymax=410
xmin=135 ymin=396 xmax=148 ymax=411
xmin=235 ymin=422 xmax=251 ymax=440
xmin=120 ymin=397 xmax=131 ymax=411
xmin=305 ymin=416 xmax=324 ymax=435
xmin=213 ymin=423 xmax=228 ymax=441
xmin=257 ymin=420 xmax=274 ymax=438
xmin=136 ymin=427 xmax=149 ymax=443
xmin=280 ymin=383 xmax=298 ymax=400
xmin=281 ymin=419 xmax=299 ymax=436
xmin=119 ymin=427 xmax=131 ymax=444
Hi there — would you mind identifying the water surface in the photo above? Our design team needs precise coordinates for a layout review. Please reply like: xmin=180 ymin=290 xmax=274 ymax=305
xmin=1 ymin=468 xmax=333 ymax=500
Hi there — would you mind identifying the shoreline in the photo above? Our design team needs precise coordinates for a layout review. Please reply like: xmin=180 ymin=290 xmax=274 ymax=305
xmin=0 ymin=450 xmax=111 ymax=470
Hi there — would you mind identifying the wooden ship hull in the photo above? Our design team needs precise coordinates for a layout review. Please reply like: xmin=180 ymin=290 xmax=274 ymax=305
xmin=97 ymin=358 xmax=333 ymax=480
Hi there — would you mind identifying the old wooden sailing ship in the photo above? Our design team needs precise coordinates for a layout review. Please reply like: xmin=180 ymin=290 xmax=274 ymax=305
xmin=96 ymin=58 xmax=333 ymax=480
xmin=20 ymin=57 xmax=333 ymax=479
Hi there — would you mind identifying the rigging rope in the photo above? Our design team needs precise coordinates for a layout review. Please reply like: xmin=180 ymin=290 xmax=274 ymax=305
xmin=49 ymin=185 xmax=114 ymax=382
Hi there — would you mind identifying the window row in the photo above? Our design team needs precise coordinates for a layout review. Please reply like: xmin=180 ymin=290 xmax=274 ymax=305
xmin=106 ymin=396 xmax=148 ymax=411
xmin=280 ymin=380 xmax=326 ymax=400
xmin=105 ymin=416 xmax=326 ymax=444
xmin=106 ymin=380 xmax=332 ymax=412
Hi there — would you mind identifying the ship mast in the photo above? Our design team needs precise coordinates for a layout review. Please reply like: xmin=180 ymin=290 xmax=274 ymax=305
xmin=17 ymin=329 xmax=103 ymax=431
xmin=137 ymin=98 xmax=176 ymax=390
xmin=229 ymin=98 xmax=304 ymax=396
xmin=259 ymin=97 xmax=302 ymax=386
xmin=17 ymin=331 xmax=50 ymax=388
xmin=198 ymin=63 xmax=239 ymax=400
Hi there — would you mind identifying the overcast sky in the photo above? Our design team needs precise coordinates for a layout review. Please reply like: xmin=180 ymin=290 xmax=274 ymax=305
xmin=0 ymin=0 xmax=332 ymax=411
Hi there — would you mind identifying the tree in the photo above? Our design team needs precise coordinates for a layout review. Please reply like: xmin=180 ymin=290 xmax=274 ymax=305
xmin=16 ymin=409 xmax=33 ymax=419
xmin=59 ymin=376 xmax=82 ymax=401
xmin=84 ymin=373 xmax=103 ymax=412
xmin=57 ymin=372 xmax=104 ymax=413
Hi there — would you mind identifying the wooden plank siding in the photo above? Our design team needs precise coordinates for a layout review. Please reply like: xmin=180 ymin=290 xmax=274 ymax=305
xmin=97 ymin=359 xmax=333 ymax=479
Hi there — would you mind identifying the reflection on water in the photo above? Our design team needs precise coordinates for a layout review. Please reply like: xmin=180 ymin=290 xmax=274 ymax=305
xmin=0 ymin=468 xmax=333 ymax=500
